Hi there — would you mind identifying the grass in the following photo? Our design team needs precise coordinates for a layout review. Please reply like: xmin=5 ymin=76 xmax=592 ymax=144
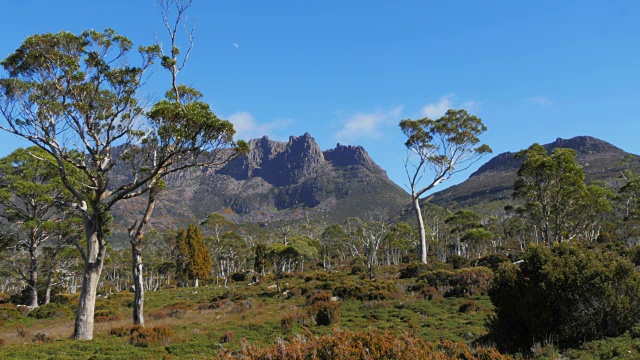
xmin=3 ymin=267 xmax=636 ymax=359
xmin=0 ymin=270 xmax=499 ymax=359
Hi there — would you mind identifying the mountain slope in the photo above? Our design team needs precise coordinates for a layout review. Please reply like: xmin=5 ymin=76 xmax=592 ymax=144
xmin=111 ymin=133 xmax=409 ymax=236
xmin=428 ymin=136 xmax=640 ymax=214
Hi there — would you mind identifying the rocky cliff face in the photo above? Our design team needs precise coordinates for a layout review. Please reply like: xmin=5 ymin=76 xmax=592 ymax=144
xmin=111 ymin=133 xmax=409 ymax=237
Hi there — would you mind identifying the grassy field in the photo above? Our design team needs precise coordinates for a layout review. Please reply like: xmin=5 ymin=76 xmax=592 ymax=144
xmin=0 ymin=268 xmax=499 ymax=359
xmin=2 ymin=267 xmax=640 ymax=359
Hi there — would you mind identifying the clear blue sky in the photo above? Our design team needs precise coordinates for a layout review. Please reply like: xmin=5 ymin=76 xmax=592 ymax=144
xmin=1 ymin=1 xmax=639 ymax=193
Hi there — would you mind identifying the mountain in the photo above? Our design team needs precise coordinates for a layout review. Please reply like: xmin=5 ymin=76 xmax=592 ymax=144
xmin=427 ymin=136 xmax=640 ymax=215
xmin=111 ymin=133 xmax=409 ymax=237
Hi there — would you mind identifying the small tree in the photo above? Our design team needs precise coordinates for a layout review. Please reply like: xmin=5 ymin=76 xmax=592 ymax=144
xmin=0 ymin=147 xmax=79 ymax=308
xmin=400 ymin=109 xmax=491 ymax=263
xmin=174 ymin=229 xmax=190 ymax=286
xmin=186 ymin=224 xmax=211 ymax=287
xmin=174 ymin=225 xmax=212 ymax=287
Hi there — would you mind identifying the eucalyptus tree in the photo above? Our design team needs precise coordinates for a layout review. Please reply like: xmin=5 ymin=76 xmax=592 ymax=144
xmin=0 ymin=147 xmax=79 ymax=308
xmin=0 ymin=23 xmax=246 ymax=338
xmin=400 ymin=109 xmax=491 ymax=263
xmin=513 ymin=144 xmax=612 ymax=244
xmin=320 ymin=224 xmax=348 ymax=269
xmin=345 ymin=216 xmax=390 ymax=279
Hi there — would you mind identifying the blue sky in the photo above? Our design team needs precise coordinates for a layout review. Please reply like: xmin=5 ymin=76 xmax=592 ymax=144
xmin=1 ymin=1 xmax=639 ymax=194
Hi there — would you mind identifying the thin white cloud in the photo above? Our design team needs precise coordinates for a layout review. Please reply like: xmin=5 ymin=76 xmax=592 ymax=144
xmin=528 ymin=96 xmax=553 ymax=107
xmin=461 ymin=100 xmax=484 ymax=112
xmin=228 ymin=112 xmax=292 ymax=140
xmin=421 ymin=95 xmax=453 ymax=118
xmin=232 ymin=43 xmax=239 ymax=50
xmin=335 ymin=106 xmax=403 ymax=143
xmin=420 ymin=95 xmax=483 ymax=118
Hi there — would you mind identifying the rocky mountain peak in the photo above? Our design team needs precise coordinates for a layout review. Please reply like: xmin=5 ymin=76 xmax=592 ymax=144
xmin=323 ymin=143 xmax=380 ymax=172
xmin=469 ymin=136 xmax=623 ymax=179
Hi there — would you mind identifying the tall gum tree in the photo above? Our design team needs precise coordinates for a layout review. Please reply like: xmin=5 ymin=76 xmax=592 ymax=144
xmin=123 ymin=0 xmax=247 ymax=327
xmin=400 ymin=109 xmax=491 ymax=264
xmin=0 ymin=26 xmax=245 ymax=339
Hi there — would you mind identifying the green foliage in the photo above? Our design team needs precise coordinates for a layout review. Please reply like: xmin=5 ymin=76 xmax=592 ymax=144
xmin=175 ymin=225 xmax=212 ymax=285
xmin=489 ymin=242 xmax=640 ymax=351
xmin=254 ymin=243 xmax=268 ymax=275
xmin=0 ymin=304 xmax=21 ymax=321
xmin=446 ymin=255 xmax=470 ymax=269
xmin=513 ymin=144 xmax=613 ymax=244
xmin=475 ymin=254 xmax=510 ymax=271
xmin=28 ymin=303 xmax=72 ymax=319
xmin=415 ymin=267 xmax=494 ymax=298
xmin=186 ymin=224 xmax=211 ymax=283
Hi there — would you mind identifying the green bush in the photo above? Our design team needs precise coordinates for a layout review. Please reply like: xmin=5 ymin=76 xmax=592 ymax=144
xmin=475 ymin=254 xmax=510 ymax=271
xmin=446 ymin=255 xmax=470 ymax=269
xmin=488 ymin=243 xmax=640 ymax=351
xmin=129 ymin=325 xmax=174 ymax=347
xmin=230 ymin=272 xmax=247 ymax=282
xmin=418 ymin=267 xmax=493 ymax=297
xmin=0 ymin=303 xmax=21 ymax=321
xmin=0 ymin=293 xmax=10 ymax=304
xmin=308 ymin=301 xmax=340 ymax=326
xmin=28 ymin=303 xmax=72 ymax=319
xmin=330 ymin=279 xmax=400 ymax=301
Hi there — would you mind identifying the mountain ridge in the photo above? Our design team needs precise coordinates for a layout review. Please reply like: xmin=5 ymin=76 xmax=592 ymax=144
xmin=429 ymin=135 xmax=640 ymax=214
xmin=110 ymin=133 xmax=409 ymax=242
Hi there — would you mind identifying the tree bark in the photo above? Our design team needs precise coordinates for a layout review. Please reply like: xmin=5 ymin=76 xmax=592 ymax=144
xmin=29 ymin=243 xmax=38 ymax=308
xmin=132 ymin=245 xmax=144 ymax=326
xmin=73 ymin=220 xmax=106 ymax=341
xmin=130 ymin=185 xmax=159 ymax=327
xmin=413 ymin=196 xmax=428 ymax=264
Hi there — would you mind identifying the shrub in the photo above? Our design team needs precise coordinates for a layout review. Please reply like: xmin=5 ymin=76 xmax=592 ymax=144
xmin=225 ymin=328 xmax=511 ymax=359
xmin=233 ymin=298 xmax=254 ymax=313
xmin=350 ymin=262 xmax=367 ymax=276
xmin=281 ymin=313 xmax=296 ymax=332
xmin=149 ymin=302 xmax=189 ymax=320
xmin=416 ymin=286 xmax=441 ymax=302
xmin=332 ymin=279 xmax=400 ymax=301
xmin=447 ymin=254 xmax=470 ymax=269
xmin=418 ymin=267 xmax=493 ymax=297
xmin=31 ymin=332 xmax=53 ymax=343
xmin=94 ymin=298 xmax=121 ymax=319
xmin=230 ymin=272 xmax=247 ymax=282
xmin=0 ymin=338 xmax=6 ymax=347
xmin=458 ymin=299 xmax=478 ymax=313
xmin=307 ymin=291 xmax=331 ymax=305
xmin=49 ymin=294 xmax=71 ymax=305
xmin=475 ymin=254 xmax=510 ymax=271
xmin=15 ymin=325 xmax=29 ymax=339
xmin=308 ymin=301 xmax=340 ymax=326
xmin=209 ymin=298 xmax=232 ymax=309
xmin=0 ymin=303 xmax=21 ymax=321
xmin=129 ymin=325 xmax=174 ymax=347
xmin=16 ymin=305 xmax=30 ymax=316
xmin=109 ymin=326 xmax=130 ymax=337
xmin=288 ymin=287 xmax=302 ymax=297
xmin=0 ymin=293 xmax=10 ymax=304
xmin=28 ymin=303 xmax=72 ymax=319
xmin=488 ymin=243 xmax=640 ymax=351
xmin=220 ymin=330 xmax=236 ymax=343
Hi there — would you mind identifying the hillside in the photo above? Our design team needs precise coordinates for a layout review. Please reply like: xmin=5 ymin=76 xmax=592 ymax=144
xmin=427 ymin=136 xmax=640 ymax=215
xmin=111 ymin=133 xmax=409 ymax=238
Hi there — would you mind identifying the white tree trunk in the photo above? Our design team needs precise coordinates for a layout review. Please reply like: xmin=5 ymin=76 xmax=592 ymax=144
xmin=414 ymin=196 xmax=428 ymax=263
